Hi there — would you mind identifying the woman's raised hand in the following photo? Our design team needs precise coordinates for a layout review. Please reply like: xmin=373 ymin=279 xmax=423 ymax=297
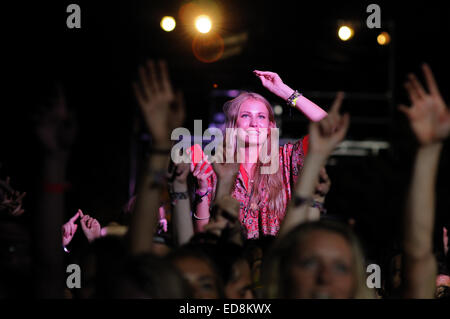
xmin=253 ymin=70 xmax=293 ymax=100
xmin=192 ymin=159 xmax=214 ymax=193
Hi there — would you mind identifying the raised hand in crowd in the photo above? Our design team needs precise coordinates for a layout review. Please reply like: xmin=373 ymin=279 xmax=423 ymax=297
xmin=280 ymin=92 xmax=349 ymax=237
xmin=254 ymin=70 xmax=328 ymax=122
xmin=79 ymin=210 xmax=102 ymax=243
xmin=400 ymin=64 xmax=450 ymax=298
xmin=254 ymin=70 xmax=292 ymax=100
xmin=308 ymin=92 xmax=349 ymax=156
xmin=62 ymin=210 xmax=80 ymax=247
xmin=129 ymin=60 xmax=174 ymax=255
xmin=399 ymin=63 xmax=450 ymax=144
xmin=192 ymin=159 xmax=214 ymax=194
xmin=133 ymin=60 xmax=185 ymax=144
xmin=62 ymin=209 xmax=102 ymax=246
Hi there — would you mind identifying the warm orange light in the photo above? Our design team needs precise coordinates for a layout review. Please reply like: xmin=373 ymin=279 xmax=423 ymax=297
xmin=160 ymin=16 xmax=176 ymax=32
xmin=338 ymin=25 xmax=354 ymax=41
xmin=195 ymin=15 xmax=212 ymax=33
xmin=377 ymin=32 xmax=391 ymax=45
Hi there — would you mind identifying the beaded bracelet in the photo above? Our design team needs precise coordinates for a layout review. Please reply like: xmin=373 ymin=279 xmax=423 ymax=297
xmin=170 ymin=191 xmax=189 ymax=200
xmin=286 ymin=90 xmax=302 ymax=108
xmin=193 ymin=213 xmax=210 ymax=220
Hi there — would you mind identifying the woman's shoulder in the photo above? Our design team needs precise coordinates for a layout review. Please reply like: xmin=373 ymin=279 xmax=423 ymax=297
xmin=280 ymin=135 xmax=309 ymax=155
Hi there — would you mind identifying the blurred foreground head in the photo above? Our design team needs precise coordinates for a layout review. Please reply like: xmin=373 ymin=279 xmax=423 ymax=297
xmin=262 ymin=220 xmax=373 ymax=299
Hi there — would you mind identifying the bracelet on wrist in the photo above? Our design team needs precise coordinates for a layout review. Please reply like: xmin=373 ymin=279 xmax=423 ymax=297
xmin=193 ymin=213 xmax=210 ymax=220
xmin=194 ymin=188 xmax=212 ymax=206
xmin=286 ymin=90 xmax=302 ymax=108
xmin=195 ymin=187 xmax=212 ymax=197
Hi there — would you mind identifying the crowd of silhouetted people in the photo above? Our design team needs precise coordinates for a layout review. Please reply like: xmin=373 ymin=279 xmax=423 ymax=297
xmin=0 ymin=60 xmax=449 ymax=299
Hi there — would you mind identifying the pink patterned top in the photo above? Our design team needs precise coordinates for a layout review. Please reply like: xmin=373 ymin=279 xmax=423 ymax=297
xmin=201 ymin=135 xmax=309 ymax=240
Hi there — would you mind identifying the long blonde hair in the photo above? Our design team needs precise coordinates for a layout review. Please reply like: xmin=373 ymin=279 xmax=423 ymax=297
xmin=222 ymin=92 xmax=286 ymax=218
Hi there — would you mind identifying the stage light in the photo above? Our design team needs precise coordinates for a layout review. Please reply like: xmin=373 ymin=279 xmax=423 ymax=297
xmin=160 ymin=16 xmax=176 ymax=32
xmin=338 ymin=25 xmax=354 ymax=41
xmin=377 ymin=31 xmax=390 ymax=45
xmin=195 ymin=15 xmax=212 ymax=33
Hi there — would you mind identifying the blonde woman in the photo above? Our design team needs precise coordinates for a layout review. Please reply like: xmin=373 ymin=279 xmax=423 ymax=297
xmin=192 ymin=70 xmax=331 ymax=239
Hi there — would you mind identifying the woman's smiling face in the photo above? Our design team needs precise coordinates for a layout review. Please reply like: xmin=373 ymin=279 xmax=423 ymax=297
xmin=235 ymin=98 xmax=272 ymax=146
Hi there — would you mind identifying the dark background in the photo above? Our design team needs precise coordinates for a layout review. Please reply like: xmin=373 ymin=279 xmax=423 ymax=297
xmin=1 ymin=0 xmax=450 ymax=262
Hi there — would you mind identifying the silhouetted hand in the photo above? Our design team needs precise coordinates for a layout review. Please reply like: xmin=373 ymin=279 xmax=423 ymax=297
xmin=399 ymin=64 xmax=450 ymax=145
xmin=309 ymin=92 xmax=349 ymax=156
xmin=62 ymin=210 xmax=81 ymax=246
xmin=79 ymin=209 xmax=101 ymax=243
xmin=133 ymin=60 xmax=181 ymax=146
